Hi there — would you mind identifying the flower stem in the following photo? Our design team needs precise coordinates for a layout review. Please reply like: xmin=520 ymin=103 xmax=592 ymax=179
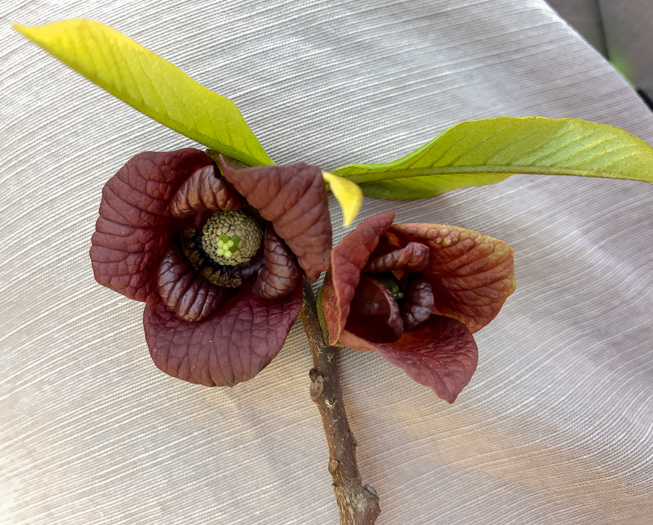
xmin=299 ymin=280 xmax=381 ymax=525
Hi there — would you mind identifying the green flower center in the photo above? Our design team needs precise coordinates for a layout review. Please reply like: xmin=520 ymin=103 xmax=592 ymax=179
xmin=202 ymin=210 xmax=263 ymax=266
xmin=376 ymin=274 xmax=404 ymax=300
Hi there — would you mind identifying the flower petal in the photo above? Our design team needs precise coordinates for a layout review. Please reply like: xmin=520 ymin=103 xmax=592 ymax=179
xmin=169 ymin=163 xmax=246 ymax=218
xmin=401 ymin=278 xmax=434 ymax=330
xmin=389 ymin=224 xmax=515 ymax=333
xmin=345 ymin=275 xmax=404 ymax=343
xmin=143 ymin=284 xmax=302 ymax=387
xmin=365 ymin=241 xmax=430 ymax=273
xmin=340 ymin=315 xmax=478 ymax=403
xmin=90 ymin=149 xmax=213 ymax=301
xmin=321 ymin=212 xmax=395 ymax=344
xmin=254 ymin=225 xmax=302 ymax=300
xmin=156 ymin=243 xmax=234 ymax=322
xmin=217 ymin=155 xmax=332 ymax=282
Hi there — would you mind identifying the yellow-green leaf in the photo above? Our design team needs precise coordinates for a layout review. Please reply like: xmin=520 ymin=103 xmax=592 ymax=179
xmin=322 ymin=171 xmax=363 ymax=227
xmin=14 ymin=20 xmax=273 ymax=167
xmin=333 ymin=117 xmax=653 ymax=199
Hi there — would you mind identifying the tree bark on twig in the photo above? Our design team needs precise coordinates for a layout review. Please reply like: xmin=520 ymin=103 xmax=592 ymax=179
xmin=299 ymin=280 xmax=381 ymax=525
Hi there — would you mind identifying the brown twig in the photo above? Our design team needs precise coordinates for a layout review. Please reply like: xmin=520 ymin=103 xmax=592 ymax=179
xmin=299 ymin=280 xmax=381 ymax=525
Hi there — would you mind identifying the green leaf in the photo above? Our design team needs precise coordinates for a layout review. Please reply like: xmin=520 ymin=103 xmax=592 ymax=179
xmin=333 ymin=117 xmax=653 ymax=199
xmin=14 ymin=20 xmax=273 ymax=167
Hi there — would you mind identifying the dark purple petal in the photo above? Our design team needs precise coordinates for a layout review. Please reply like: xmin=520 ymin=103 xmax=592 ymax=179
xmin=365 ymin=242 xmax=430 ymax=273
xmin=340 ymin=315 xmax=478 ymax=403
xmin=169 ymin=164 xmax=246 ymax=218
xmin=143 ymin=284 xmax=303 ymax=387
xmin=156 ymin=243 xmax=234 ymax=322
xmin=345 ymin=275 xmax=403 ymax=343
xmin=90 ymin=218 xmax=168 ymax=302
xmin=389 ymin=224 xmax=515 ymax=333
xmin=254 ymin=225 xmax=302 ymax=300
xmin=217 ymin=155 xmax=332 ymax=282
xmin=90 ymin=149 xmax=213 ymax=301
xmin=401 ymin=278 xmax=435 ymax=330
xmin=321 ymin=212 xmax=395 ymax=344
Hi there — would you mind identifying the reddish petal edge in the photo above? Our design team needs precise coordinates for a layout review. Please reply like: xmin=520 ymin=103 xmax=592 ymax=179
xmin=321 ymin=212 xmax=396 ymax=345
xmin=339 ymin=315 xmax=478 ymax=403
xmin=389 ymin=223 xmax=516 ymax=333
xmin=90 ymin=149 xmax=213 ymax=302
xmin=143 ymin=284 xmax=302 ymax=387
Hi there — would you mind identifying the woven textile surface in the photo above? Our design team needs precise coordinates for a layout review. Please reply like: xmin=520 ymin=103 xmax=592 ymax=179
xmin=1 ymin=1 xmax=652 ymax=523
xmin=548 ymin=0 xmax=653 ymax=99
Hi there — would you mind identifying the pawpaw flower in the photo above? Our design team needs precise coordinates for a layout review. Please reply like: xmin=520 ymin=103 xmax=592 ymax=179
xmin=90 ymin=148 xmax=332 ymax=387
xmin=321 ymin=212 xmax=515 ymax=403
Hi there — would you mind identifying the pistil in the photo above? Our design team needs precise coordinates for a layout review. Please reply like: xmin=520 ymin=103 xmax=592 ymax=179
xmin=202 ymin=210 xmax=263 ymax=266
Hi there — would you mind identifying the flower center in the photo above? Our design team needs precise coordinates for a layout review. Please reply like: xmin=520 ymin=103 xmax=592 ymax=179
xmin=202 ymin=210 xmax=264 ymax=266
xmin=375 ymin=273 xmax=404 ymax=300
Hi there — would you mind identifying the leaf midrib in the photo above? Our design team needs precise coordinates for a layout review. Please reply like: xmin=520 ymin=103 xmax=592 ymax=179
xmin=340 ymin=164 xmax=652 ymax=183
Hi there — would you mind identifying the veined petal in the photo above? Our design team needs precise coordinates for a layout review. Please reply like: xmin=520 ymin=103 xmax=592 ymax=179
xmin=254 ymin=225 xmax=302 ymax=300
xmin=217 ymin=155 xmax=331 ymax=282
xmin=143 ymin=284 xmax=302 ymax=387
xmin=389 ymin=224 xmax=515 ymax=333
xmin=90 ymin=149 xmax=213 ymax=301
xmin=365 ymin=241 xmax=430 ymax=273
xmin=156 ymin=243 xmax=234 ymax=322
xmin=321 ymin=212 xmax=395 ymax=345
xmin=400 ymin=278 xmax=434 ymax=330
xmin=169 ymin=164 xmax=246 ymax=218
xmin=340 ymin=315 xmax=478 ymax=403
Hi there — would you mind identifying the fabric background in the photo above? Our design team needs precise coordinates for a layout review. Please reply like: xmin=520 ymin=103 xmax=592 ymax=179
xmin=547 ymin=0 xmax=607 ymax=55
xmin=548 ymin=0 xmax=653 ymax=100
xmin=2 ymin=1 xmax=652 ymax=523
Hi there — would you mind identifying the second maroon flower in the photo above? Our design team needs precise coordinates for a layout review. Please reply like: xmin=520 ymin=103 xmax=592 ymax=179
xmin=321 ymin=212 xmax=515 ymax=402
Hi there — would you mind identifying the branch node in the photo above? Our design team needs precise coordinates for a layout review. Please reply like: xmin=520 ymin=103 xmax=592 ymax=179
xmin=310 ymin=371 xmax=325 ymax=400
xmin=329 ymin=459 xmax=340 ymax=476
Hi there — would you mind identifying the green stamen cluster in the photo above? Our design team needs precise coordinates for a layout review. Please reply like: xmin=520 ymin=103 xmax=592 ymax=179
xmin=202 ymin=210 xmax=263 ymax=266
xmin=376 ymin=274 xmax=404 ymax=300
xmin=215 ymin=234 xmax=240 ymax=259
xmin=180 ymin=229 xmax=242 ymax=288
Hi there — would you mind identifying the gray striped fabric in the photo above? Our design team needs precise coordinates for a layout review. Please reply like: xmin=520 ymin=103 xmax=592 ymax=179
xmin=1 ymin=1 xmax=652 ymax=523
xmin=547 ymin=0 xmax=607 ymax=55
xmin=548 ymin=0 xmax=653 ymax=100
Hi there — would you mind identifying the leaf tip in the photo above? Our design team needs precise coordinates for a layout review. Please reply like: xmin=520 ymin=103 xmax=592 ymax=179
xmin=322 ymin=171 xmax=363 ymax=227
xmin=12 ymin=22 xmax=32 ymax=38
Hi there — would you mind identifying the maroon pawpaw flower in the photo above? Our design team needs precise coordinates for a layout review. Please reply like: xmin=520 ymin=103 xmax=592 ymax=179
xmin=321 ymin=212 xmax=515 ymax=403
xmin=90 ymin=148 xmax=332 ymax=387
